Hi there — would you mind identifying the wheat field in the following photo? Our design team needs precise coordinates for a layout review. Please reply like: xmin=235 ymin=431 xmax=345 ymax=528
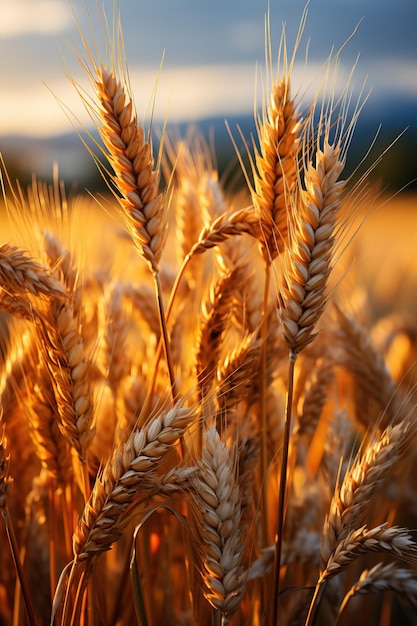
xmin=1 ymin=3 xmax=417 ymax=626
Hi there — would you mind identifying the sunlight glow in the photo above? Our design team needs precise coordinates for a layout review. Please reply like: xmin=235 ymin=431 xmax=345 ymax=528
xmin=0 ymin=1 xmax=71 ymax=38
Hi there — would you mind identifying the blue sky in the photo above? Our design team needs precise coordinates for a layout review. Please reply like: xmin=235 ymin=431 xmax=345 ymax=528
xmin=0 ymin=0 xmax=416 ymax=137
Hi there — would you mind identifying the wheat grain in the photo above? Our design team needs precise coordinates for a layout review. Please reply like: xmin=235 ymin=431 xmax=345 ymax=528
xmin=73 ymin=401 xmax=194 ymax=561
xmin=278 ymin=138 xmax=346 ymax=354
xmin=94 ymin=66 xmax=167 ymax=274
xmin=0 ymin=243 xmax=65 ymax=300
xmin=321 ymin=418 xmax=415 ymax=570
xmin=252 ymin=78 xmax=301 ymax=261
xmin=321 ymin=524 xmax=417 ymax=582
xmin=98 ymin=282 xmax=131 ymax=392
xmin=340 ymin=561 xmax=417 ymax=615
xmin=37 ymin=298 xmax=95 ymax=465
xmin=191 ymin=426 xmax=247 ymax=623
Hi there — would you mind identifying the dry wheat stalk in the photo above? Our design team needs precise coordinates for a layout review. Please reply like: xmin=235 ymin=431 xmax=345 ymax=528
xmin=272 ymin=56 xmax=363 ymax=622
xmin=0 ymin=243 xmax=65 ymax=301
xmin=321 ymin=524 xmax=417 ymax=582
xmin=278 ymin=137 xmax=346 ymax=354
xmin=98 ymin=281 xmax=131 ymax=392
xmin=70 ymin=19 xmax=179 ymax=398
xmin=191 ymin=426 xmax=247 ymax=624
xmin=73 ymin=401 xmax=194 ymax=561
xmin=321 ymin=418 xmax=415 ymax=568
xmin=252 ymin=78 xmax=301 ymax=261
xmin=37 ymin=298 xmax=95 ymax=466
xmin=196 ymin=267 xmax=245 ymax=398
xmin=306 ymin=525 xmax=417 ymax=626
xmin=338 ymin=561 xmax=417 ymax=620
xmin=93 ymin=65 xmax=167 ymax=274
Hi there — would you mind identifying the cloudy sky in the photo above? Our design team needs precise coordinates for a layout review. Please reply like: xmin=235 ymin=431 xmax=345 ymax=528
xmin=0 ymin=0 xmax=416 ymax=137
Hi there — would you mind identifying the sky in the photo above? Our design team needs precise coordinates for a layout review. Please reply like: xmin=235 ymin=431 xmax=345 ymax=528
xmin=0 ymin=0 xmax=416 ymax=138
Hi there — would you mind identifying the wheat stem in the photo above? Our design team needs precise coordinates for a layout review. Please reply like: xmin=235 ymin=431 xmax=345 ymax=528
xmin=260 ymin=262 xmax=271 ymax=552
xmin=2 ymin=507 xmax=38 ymax=626
xmin=272 ymin=351 xmax=297 ymax=626
xmin=304 ymin=581 xmax=324 ymax=626
xmin=153 ymin=271 xmax=178 ymax=403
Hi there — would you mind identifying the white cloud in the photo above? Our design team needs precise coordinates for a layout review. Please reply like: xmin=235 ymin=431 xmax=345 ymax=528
xmin=0 ymin=1 xmax=72 ymax=38
xmin=0 ymin=59 xmax=415 ymax=138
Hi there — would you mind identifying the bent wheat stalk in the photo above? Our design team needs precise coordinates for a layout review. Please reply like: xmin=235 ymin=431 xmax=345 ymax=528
xmin=306 ymin=524 xmax=417 ymax=626
xmin=58 ymin=402 xmax=194 ymax=624
xmin=335 ymin=562 xmax=417 ymax=624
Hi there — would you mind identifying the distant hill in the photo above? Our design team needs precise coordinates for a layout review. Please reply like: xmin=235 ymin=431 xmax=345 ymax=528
xmin=1 ymin=96 xmax=416 ymax=193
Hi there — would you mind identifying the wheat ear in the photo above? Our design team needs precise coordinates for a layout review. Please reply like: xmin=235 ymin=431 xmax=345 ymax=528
xmin=70 ymin=10 xmax=180 ymax=407
xmin=252 ymin=76 xmax=301 ymax=261
xmin=73 ymin=401 xmax=194 ymax=562
xmin=305 ymin=418 xmax=416 ymax=625
xmin=0 ymin=243 xmax=65 ymax=301
xmin=307 ymin=525 xmax=417 ymax=626
xmin=272 ymin=59 xmax=362 ymax=619
xmin=58 ymin=402 xmax=193 ymax=624
xmin=321 ymin=419 xmax=415 ymax=567
xmin=93 ymin=66 xmax=167 ymax=273
xmin=336 ymin=562 xmax=417 ymax=623
xmin=191 ymin=426 xmax=247 ymax=624
xmin=37 ymin=299 xmax=95 ymax=468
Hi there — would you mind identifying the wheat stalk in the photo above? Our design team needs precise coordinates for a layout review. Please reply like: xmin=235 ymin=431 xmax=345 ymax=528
xmin=252 ymin=77 xmax=301 ymax=261
xmin=191 ymin=426 xmax=247 ymax=625
xmin=336 ymin=562 xmax=417 ymax=623
xmin=93 ymin=66 xmax=168 ymax=274
xmin=0 ymin=243 xmax=65 ymax=302
xmin=306 ymin=525 xmax=417 ymax=626
xmin=73 ymin=401 xmax=194 ymax=562
xmin=36 ymin=299 xmax=95 ymax=468
xmin=321 ymin=419 xmax=415 ymax=568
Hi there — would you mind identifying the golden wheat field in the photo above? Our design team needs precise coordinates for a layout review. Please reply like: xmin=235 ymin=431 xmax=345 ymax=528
xmin=1 ymin=2 xmax=417 ymax=626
